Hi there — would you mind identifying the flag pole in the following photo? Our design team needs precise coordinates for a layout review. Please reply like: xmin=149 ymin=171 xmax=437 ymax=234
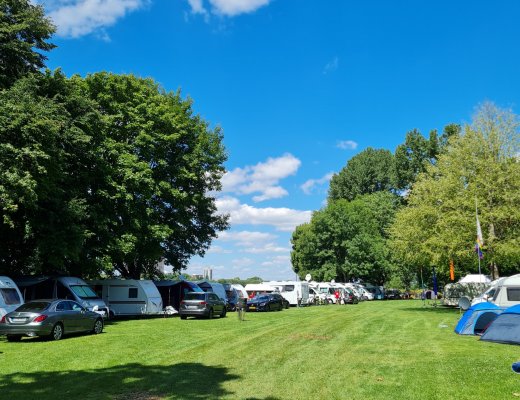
xmin=475 ymin=198 xmax=482 ymax=279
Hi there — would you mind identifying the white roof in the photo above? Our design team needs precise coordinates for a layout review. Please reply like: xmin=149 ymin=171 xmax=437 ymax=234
xmin=459 ymin=274 xmax=491 ymax=283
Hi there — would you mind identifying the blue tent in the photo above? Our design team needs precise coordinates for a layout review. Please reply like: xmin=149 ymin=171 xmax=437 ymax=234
xmin=480 ymin=304 xmax=520 ymax=344
xmin=455 ymin=302 xmax=502 ymax=335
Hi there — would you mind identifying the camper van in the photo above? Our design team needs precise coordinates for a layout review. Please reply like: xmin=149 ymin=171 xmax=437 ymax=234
xmin=89 ymin=279 xmax=163 ymax=317
xmin=485 ymin=274 xmax=520 ymax=308
xmin=0 ymin=276 xmax=23 ymax=318
xmin=264 ymin=281 xmax=310 ymax=306
xmin=14 ymin=276 xmax=108 ymax=317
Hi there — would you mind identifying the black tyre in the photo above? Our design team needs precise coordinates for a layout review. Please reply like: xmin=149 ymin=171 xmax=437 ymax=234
xmin=208 ymin=308 xmax=214 ymax=319
xmin=6 ymin=335 xmax=22 ymax=342
xmin=50 ymin=323 xmax=64 ymax=341
xmin=92 ymin=318 xmax=103 ymax=334
xmin=220 ymin=308 xmax=227 ymax=318
xmin=180 ymin=315 xmax=187 ymax=320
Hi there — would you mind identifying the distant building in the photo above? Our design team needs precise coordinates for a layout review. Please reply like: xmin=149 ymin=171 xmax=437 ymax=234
xmin=203 ymin=268 xmax=213 ymax=280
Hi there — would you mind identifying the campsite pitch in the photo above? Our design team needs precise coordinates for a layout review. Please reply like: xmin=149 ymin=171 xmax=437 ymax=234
xmin=0 ymin=300 xmax=517 ymax=399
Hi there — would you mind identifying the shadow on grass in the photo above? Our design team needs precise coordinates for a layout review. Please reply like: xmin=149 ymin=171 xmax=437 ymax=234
xmin=399 ymin=305 xmax=462 ymax=314
xmin=0 ymin=362 xmax=280 ymax=400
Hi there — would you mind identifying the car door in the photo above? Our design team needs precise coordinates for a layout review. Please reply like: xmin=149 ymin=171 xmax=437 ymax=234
xmin=68 ymin=301 xmax=88 ymax=332
xmin=55 ymin=300 xmax=75 ymax=331
xmin=210 ymin=293 xmax=223 ymax=313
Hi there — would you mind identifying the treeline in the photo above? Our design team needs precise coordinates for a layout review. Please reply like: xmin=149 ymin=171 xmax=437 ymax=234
xmin=0 ymin=1 xmax=228 ymax=279
xmin=291 ymin=105 xmax=520 ymax=288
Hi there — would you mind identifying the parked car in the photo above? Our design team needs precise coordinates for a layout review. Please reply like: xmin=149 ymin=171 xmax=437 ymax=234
xmin=0 ymin=299 xmax=104 ymax=341
xmin=179 ymin=292 xmax=227 ymax=319
xmin=385 ymin=289 xmax=402 ymax=300
xmin=247 ymin=294 xmax=284 ymax=311
xmin=271 ymin=292 xmax=290 ymax=309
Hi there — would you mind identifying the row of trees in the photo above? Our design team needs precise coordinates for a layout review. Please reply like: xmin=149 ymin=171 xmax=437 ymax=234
xmin=0 ymin=1 xmax=229 ymax=279
xmin=291 ymin=105 xmax=520 ymax=288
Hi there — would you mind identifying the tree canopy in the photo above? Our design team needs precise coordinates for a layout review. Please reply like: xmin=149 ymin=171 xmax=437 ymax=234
xmin=0 ymin=0 xmax=55 ymax=89
xmin=0 ymin=71 xmax=229 ymax=278
xmin=389 ymin=103 xmax=520 ymax=282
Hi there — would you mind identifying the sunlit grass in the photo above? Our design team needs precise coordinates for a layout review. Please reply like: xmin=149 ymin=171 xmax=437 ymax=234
xmin=0 ymin=301 xmax=518 ymax=399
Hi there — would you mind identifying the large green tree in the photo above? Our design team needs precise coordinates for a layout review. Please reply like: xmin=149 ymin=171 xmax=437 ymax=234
xmin=0 ymin=0 xmax=55 ymax=89
xmin=390 ymin=103 xmax=520 ymax=282
xmin=0 ymin=71 xmax=229 ymax=278
xmin=328 ymin=147 xmax=395 ymax=201
xmin=291 ymin=192 xmax=400 ymax=284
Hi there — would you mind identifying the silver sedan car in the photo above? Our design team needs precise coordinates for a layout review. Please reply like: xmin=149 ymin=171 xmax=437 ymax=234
xmin=0 ymin=299 xmax=104 ymax=341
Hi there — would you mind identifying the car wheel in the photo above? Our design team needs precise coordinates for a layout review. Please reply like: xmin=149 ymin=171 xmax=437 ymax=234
xmin=208 ymin=308 xmax=214 ymax=319
xmin=180 ymin=315 xmax=187 ymax=320
xmin=50 ymin=323 xmax=64 ymax=341
xmin=6 ymin=335 xmax=22 ymax=342
xmin=92 ymin=318 xmax=103 ymax=334
xmin=220 ymin=308 xmax=227 ymax=318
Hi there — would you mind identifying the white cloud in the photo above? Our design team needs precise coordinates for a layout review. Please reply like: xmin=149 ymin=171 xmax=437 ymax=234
xmin=221 ymin=153 xmax=301 ymax=202
xmin=300 ymin=172 xmax=334 ymax=195
xmin=216 ymin=196 xmax=312 ymax=231
xmin=41 ymin=0 xmax=146 ymax=38
xmin=337 ymin=140 xmax=358 ymax=150
xmin=232 ymin=257 xmax=255 ymax=267
xmin=218 ymin=230 xmax=276 ymax=245
xmin=323 ymin=56 xmax=339 ymax=74
xmin=244 ymin=243 xmax=288 ymax=254
xmin=261 ymin=255 xmax=290 ymax=267
xmin=187 ymin=0 xmax=272 ymax=17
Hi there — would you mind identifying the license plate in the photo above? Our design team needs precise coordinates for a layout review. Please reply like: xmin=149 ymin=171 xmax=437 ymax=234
xmin=11 ymin=318 xmax=25 ymax=323
xmin=249 ymin=306 xmax=256 ymax=310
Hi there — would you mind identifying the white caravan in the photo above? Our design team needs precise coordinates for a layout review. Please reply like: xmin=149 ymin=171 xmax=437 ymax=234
xmin=231 ymin=284 xmax=248 ymax=299
xmin=89 ymin=279 xmax=163 ymax=317
xmin=0 ymin=276 xmax=23 ymax=318
xmin=244 ymin=283 xmax=276 ymax=298
xmin=264 ymin=281 xmax=310 ymax=306
xmin=485 ymin=274 xmax=520 ymax=308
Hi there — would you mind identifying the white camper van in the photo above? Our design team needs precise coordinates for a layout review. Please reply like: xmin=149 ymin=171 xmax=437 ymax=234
xmin=0 ymin=276 xmax=23 ymax=318
xmin=485 ymin=274 xmax=520 ymax=308
xmin=264 ymin=281 xmax=310 ymax=306
xmin=90 ymin=279 xmax=163 ymax=317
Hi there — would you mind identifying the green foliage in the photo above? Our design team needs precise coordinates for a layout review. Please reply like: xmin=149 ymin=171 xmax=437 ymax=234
xmin=390 ymin=103 xmax=520 ymax=281
xmin=291 ymin=192 xmax=400 ymax=284
xmin=0 ymin=71 xmax=228 ymax=278
xmin=0 ymin=0 xmax=55 ymax=88
xmin=328 ymin=147 xmax=395 ymax=201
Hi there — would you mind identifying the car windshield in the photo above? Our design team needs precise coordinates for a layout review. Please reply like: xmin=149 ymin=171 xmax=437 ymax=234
xmin=253 ymin=295 xmax=269 ymax=301
xmin=184 ymin=293 xmax=206 ymax=301
xmin=70 ymin=285 xmax=99 ymax=299
xmin=16 ymin=302 xmax=51 ymax=312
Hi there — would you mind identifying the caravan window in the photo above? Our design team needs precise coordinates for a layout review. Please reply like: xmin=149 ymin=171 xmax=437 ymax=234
xmin=0 ymin=288 xmax=21 ymax=305
xmin=70 ymin=285 xmax=98 ymax=299
xmin=129 ymin=288 xmax=138 ymax=298
xmin=283 ymin=285 xmax=295 ymax=292
xmin=507 ymin=288 xmax=520 ymax=302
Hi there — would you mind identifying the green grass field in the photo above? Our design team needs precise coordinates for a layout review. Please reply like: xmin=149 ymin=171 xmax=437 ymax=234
xmin=0 ymin=300 xmax=518 ymax=400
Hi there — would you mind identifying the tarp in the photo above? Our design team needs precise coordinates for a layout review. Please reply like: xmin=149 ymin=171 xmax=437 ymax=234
xmin=480 ymin=304 xmax=520 ymax=344
xmin=154 ymin=280 xmax=202 ymax=311
xmin=455 ymin=302 xmax=502 ymax=335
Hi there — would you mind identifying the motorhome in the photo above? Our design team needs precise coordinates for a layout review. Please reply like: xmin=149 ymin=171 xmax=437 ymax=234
xmin=244 ymin=283 xmax=276 ymax=298
xmin=0 ymin=276 xmax=23 ymax=318
xmin=89 ymin=279 xmax=163 ymax=317
xmin=486 ymin=274 xmax=520 ymax=308
xmin=14 ymin=276 xmax=108 ymax=317
xmin=264 ymin=281 xmax=310 ymax=306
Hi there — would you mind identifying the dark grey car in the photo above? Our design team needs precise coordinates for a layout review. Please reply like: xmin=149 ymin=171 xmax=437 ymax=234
xmin=0 ymin=300 xmax=104 ymax=341
xmin=179 ymin=292 xmax=227 ymax=319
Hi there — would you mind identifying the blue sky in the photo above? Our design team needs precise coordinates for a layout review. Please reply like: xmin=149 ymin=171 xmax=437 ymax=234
xmin=38 ymin=0 xmax=520 ymax=280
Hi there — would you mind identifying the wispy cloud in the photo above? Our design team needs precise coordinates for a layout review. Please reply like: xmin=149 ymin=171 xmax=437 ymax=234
xmin=300 ymin=172 xmax=334 ymax=195
xmin=39 ymin=0 xmax=146 ymax=38
xmin=221 ymin=153 xmax=301 ymax=202
xmin=336 ymin=140 xmax=358 ymax=150
xmin=216 ymin=196 xmax=311 ymax=231
xmin=187 ymin=0 xmax=272 ymax=17
xmin=323 ymin=56 xmax=339 ymax=74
